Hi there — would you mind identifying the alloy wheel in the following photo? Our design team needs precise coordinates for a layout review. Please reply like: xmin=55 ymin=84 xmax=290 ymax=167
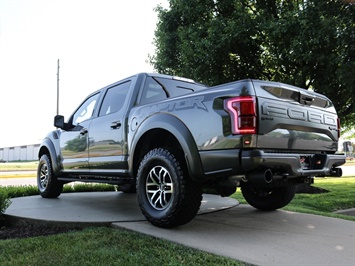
xmin=39 ymin=163 xmax=49 ymax=190
xmin=145 ymin=166 xmax=174 ymax=210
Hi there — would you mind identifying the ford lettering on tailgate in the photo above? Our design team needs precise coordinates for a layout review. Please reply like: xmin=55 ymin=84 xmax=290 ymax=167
xmin=261 ymin=102 xmax=336 ymax=126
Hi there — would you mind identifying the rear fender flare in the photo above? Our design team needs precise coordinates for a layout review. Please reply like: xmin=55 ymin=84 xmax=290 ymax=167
xmin=129 ymin=113 xmax=204 ymax=181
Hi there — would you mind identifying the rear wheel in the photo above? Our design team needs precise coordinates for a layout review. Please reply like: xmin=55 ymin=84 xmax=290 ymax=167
xmin=37 ymin=154 xmax=63 ymax=198
xmin=241 ymin=182 xmax=296 ymax=211
xmin=137 ymin=148 xmax=202 ymax=228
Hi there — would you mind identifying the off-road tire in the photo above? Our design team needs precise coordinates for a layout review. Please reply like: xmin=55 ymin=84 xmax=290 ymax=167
xmin=37 ymin=154 xmax=63 ymax=198
xmin=241 ymin=182 xmax=296 ymax=211
xmin=137 ymin=148 xmax=202 ymax=228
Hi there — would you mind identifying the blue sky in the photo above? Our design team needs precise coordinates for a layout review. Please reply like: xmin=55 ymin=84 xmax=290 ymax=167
xmin=0 ymin=0 xmax=167 ymax=147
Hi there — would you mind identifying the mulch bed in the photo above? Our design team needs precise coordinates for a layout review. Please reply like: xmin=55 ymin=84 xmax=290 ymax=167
xmin=0 ymin=218 xmax=82 ymax=240
xmin=295 ymin=184 xmax=329 ymax=194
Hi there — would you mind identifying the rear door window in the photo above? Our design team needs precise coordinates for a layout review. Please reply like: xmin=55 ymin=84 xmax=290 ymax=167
xmin=98 ymin=81 xmax=131 ymax=116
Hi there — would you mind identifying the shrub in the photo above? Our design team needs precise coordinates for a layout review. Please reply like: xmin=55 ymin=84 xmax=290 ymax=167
xmin=3 ymin=185 xmax=39 ymax=198
xmin=0 ymin=187 xmax=11 ymax=214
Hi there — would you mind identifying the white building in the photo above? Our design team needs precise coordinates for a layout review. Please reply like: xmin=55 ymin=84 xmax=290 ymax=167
xmin=0 ymin=144 xmax=40 ymax=162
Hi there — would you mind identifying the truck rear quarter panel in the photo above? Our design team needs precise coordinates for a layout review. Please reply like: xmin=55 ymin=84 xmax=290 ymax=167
xmin=129 ymin=80 xmax=257 ymax=179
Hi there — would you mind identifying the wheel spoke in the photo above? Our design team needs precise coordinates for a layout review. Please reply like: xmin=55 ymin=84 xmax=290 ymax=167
xmin=146 ymin=166 xmax=174 ymax=210
xmin=162 ymin=192 xmax=170 ymax=206
xmin=163 ymin=183 xmax=173 ymax=193
xmin=150 ymin=169 xmax=161 ymax=185
xmin=40 ymin=164 xmax=49 ymax=189
xmin=154 ymin=191 xmax=162 ymax=207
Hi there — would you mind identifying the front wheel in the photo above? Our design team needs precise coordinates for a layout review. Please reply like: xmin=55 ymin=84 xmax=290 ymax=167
xmin=137 ymin=148 xmax=202 ymax=228
xmin=37 ymin=154 xmax=63 ymax=198
xmin=241 ymin=182 xmax=296 ymax=211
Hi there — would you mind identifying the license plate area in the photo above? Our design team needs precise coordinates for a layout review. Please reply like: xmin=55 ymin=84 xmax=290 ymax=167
xmin=300 ymin=155 xmax=311 ymax=170
xmin=300 ymin=154 xmax=326 ymax=170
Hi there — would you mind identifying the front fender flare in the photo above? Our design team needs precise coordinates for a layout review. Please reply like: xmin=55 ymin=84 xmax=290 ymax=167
xmin=38 ymin=137 xmax=61 ymax=176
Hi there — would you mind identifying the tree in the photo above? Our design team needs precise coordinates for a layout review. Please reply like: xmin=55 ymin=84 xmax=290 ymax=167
xmin=150 ymin=0 xmax=355 ymax=128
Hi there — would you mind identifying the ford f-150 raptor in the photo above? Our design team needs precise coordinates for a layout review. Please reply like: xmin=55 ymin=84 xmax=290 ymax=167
xmin=37 ymin=72 xmax=346 ymax=228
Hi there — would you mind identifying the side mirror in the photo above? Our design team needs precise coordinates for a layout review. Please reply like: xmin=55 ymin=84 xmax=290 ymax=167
xmin=54 ymin=115 xmax=65 ymax=129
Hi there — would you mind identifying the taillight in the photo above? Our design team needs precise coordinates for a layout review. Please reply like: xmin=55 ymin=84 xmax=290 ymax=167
xmin=337 ymin=118 xmax=341 ymax=139
xmin=224 ymin=96 xmax=257 ymax=134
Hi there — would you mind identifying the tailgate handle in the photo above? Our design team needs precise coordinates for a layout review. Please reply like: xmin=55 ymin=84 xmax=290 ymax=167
xmin=301 ymin=96 xmax=314 ymax=104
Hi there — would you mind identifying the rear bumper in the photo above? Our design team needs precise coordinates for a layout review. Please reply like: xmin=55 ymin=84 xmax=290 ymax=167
xmin=241 ymin=150 xmax=346 ymax=177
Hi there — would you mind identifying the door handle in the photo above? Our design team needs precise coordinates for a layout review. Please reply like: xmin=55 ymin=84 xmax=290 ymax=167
xmin=80 ymin=128 xmax=88 ymax=135
xmin=111 ymin=121 xmax=121 ymax=129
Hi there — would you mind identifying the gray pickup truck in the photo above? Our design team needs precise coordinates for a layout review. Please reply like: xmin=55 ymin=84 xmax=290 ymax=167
xmin=37 ymin=73 xmax=345 ymax=227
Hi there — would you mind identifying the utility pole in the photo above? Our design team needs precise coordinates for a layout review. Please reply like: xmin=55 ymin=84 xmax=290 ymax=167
xmin=56 ymin=59 xmax=60 ymax=115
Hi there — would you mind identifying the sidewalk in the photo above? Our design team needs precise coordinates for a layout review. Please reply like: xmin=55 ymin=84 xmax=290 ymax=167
xmin=335 ymin=208 xmax=355 ymax=216
xmin=114 ymin=205 xmax=355 ymax=266
xmin=4 ymin=192 xmax=355 ymax=266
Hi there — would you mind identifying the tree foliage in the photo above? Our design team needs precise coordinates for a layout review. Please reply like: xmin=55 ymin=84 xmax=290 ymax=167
xmin=64 ymin=136 xmax=87 ymax=152
xmin=150 ymin=0 xmax=355 ymax=128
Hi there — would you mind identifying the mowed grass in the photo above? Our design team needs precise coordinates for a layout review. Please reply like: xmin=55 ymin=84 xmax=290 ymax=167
xmin=0 ymin=161 xmax=37 ymax=178
xmin=0 ymin=227 xmax=246 ymax=266
xmin=345 ymin=159 xmax=355 ymax=165
xmin=0 ymin=161 xmax=37 ymax=171
xmin=287 ymin=177 xmax=355 ymax=213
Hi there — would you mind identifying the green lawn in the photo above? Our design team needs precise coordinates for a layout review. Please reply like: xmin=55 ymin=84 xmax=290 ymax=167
xmin=0 ymin=227 xmax=246 ymax=266
xmin=0 ymin=161 xmax=38 ymax=171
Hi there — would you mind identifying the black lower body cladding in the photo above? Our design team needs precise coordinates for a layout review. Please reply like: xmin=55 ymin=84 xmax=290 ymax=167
xmin=199 ymin=149 xmax=345 ymax=182
xmin=240 ymin=150 xmax=345 ymax=178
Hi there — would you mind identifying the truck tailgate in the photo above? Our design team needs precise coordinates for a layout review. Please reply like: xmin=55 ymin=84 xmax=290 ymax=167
xmin=252 ymin=80 xmax=339 ymax=153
